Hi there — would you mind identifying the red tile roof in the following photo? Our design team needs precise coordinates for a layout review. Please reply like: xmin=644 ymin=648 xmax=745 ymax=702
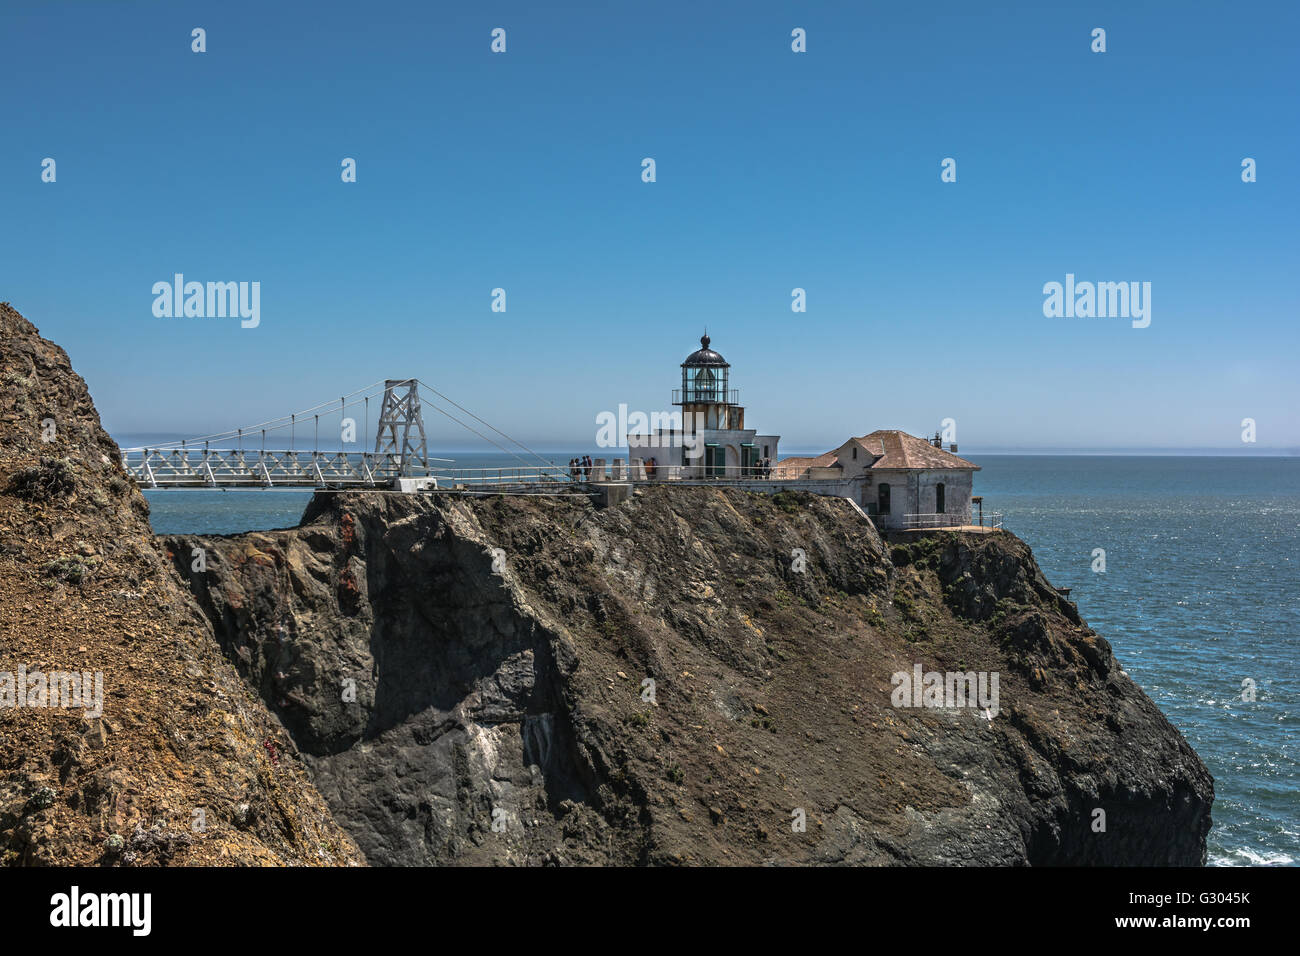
xmin=855 ymin=430 xmax=980 ymax=471
xmin=776 ymin=430 xmax=979 ymax=477
xmin=772 ymin=452 xmax=839 ymax=477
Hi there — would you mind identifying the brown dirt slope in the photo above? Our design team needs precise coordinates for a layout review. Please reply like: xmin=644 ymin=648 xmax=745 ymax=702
xmin=0 ymin=302 xmax=364 ymax=866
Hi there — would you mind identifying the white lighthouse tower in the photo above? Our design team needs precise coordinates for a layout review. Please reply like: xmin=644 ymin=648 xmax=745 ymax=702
xmin=627 ymin=334 xmax=780 ymax=478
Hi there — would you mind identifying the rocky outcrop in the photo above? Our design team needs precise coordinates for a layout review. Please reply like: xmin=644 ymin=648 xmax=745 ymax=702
xmin=169 ymin=486 xmax=1213 ymax=866
xmin=0 ymin=303 xmax=364 ymax=866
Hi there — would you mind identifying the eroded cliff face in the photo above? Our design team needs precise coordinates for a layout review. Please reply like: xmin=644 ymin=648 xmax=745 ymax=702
xmin=168 ymin=486 xmax=1213 ymax=866
xmin=0 ymin=303 xmax=364 ymax=866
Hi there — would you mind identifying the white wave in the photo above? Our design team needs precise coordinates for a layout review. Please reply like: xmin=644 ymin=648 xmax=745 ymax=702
xmin=1209 ymin=846 xmax=1295 ymax=867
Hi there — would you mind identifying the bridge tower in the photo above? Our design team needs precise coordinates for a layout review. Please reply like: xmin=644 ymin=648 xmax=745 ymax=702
xmin=373 ymin=379 xmax=429 ymax=476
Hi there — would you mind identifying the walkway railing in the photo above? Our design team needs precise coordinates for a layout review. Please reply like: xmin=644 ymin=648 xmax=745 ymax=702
xmin=902 ymin=512 xmax=965 ymax=529
xmin=122 ymin=449 xmax=576 ymax=490
xmin=901 ymin=511 xmax=1004 ymax=530
xmin=122 ymin=448 xmax=446 ymax=488
xmin=428 ymin=465 xmax=571 ymax=486
xmin=629 ymin=465 xmax=784 ymax=481
xmin=122 ymin=450 xmax=1002 ymax=529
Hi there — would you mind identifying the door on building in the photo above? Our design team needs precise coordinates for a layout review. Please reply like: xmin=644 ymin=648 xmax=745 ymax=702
xmin=705 ymin=444 xmax=725 ymax=478
xmin=935 ymin=482 xmax=945 ymax=514
xmin=878 ymin=483 xmax=891 ymax=514
xmin=741 ymin=444 xmax=758 ymax=477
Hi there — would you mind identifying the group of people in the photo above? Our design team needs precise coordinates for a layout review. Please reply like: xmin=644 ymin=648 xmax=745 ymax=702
xmin=568 ymin=455 xmax=593 ymax=481
xmin=567 ymin=455 xmax=661 ymax=481
xmin=745 ymin=457 xmax=774 ymax=478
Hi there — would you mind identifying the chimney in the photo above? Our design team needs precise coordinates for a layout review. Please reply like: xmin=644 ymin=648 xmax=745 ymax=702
xmin=949 ymin=443 xmax=958 ymax=453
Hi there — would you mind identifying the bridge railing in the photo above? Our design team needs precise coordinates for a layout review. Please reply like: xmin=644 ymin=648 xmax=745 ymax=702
xmin=427 ymin=465 xmax=572 ymax=486
xmin=121 ymin=448 xmax=420 ymax=488
xmin=124 ymin=450 xmax=892 ymax=492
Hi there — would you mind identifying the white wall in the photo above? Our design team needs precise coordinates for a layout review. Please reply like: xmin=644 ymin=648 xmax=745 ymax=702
xmin=868 ymin=469 xmax=975 ymax=528
xmin=628 ymin=425 xmax=782 ymax=477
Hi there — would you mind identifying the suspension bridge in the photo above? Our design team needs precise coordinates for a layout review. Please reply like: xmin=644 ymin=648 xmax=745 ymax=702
xmin=121 ymin=379 xmax=571 ymax=491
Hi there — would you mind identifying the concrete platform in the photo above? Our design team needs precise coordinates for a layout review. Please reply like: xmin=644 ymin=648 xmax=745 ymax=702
xmin=882 ymin=525 xmax=1003 ymax=540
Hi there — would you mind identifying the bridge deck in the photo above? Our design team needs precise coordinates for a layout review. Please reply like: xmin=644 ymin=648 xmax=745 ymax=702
xmin=121 ymin=448 xmax=576 ymax=489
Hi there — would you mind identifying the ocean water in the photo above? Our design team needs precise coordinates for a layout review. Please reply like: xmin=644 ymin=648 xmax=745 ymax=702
xmin=136 ymin=453 xmax=1298 ymax=867
xmin=969 ymin=456 xmax=1298 ymax=868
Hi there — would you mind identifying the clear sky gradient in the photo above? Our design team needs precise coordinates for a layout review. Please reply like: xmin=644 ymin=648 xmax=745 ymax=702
xmin=2 ymin=0 xmax=1296 ymax=453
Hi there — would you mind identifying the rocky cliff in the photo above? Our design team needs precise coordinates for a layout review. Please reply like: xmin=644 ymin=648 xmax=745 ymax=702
xmin=0 ymin=301 xmax=1213 ymax=867
xmin=168 ymin=485 xmax=1214 ymax=866
xmin=0 ymin=303 xmax=364 ymax=865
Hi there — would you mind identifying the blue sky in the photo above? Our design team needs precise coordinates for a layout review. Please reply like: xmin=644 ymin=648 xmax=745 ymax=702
xmin=2 ymin=0 xmax=1297 ymax=453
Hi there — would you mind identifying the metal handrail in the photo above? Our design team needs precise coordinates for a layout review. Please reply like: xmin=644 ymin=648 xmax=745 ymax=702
xmin=902 ymin=512 xmax=965 ymax=529
xmin=122 ymin=448 xmax=436 ymax=488
xmin=671 ymin=388 xmax=740 ymax=405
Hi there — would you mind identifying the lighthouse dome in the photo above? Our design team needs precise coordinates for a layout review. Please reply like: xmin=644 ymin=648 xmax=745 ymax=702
xmin=682 ymin=334 xmax=729 ymax=367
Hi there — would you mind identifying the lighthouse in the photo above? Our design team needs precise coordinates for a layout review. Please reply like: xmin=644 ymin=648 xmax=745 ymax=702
xmin=627 ymin=334 xmax=780 ymax=478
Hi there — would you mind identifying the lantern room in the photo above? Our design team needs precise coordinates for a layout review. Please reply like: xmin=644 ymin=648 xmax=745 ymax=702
xmin=674 ymin=334 xmax=743 ymax=430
